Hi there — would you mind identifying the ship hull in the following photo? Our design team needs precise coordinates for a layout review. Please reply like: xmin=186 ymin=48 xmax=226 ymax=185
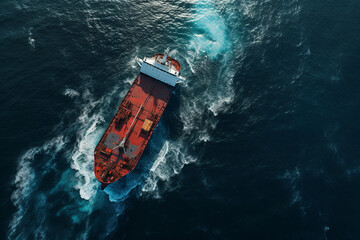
xmin=94 ymin=72 xmax=174 ymax=184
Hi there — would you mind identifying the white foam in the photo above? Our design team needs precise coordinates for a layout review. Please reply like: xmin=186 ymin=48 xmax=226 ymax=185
xmin=185 ymin=57 xmax=196 ymax=74
xmin=68 ymin=89 xmax=118 ymax=200
xmin=209 ymin=94 xmax=234 ymax=116
xmin=199 ymin=130 xmax=211 ymax=142
xmin=141 ymin=140 xmax=195 ymax=198
xmin=64 ymin=88 xmax=80 ymax=98
xmin=124 ymin=77 xmax=135 ymax=85
xmin=9 ymin=152 xmax=36 ymax=239
xmin=128 ymin=57 xmax=138 ymax=70
xmin=28 ymin=28 xmax=35 ymax=49
xmin=150 ymin=141 xmax=169 ymax=172
xmin=9 ymin=83 xmax=122 ymax=239
xmin=184 ymin=0 xmax=237 ymax=121
xmin=8 ymin=136 xmax=66 ymax=239
xmin=70 ymin=118 xmax=102 ymax=200
xmin=190 ymin=0 xmax=231 ymax=58
xmin=128 ymin=47 xmax=139 ymax=69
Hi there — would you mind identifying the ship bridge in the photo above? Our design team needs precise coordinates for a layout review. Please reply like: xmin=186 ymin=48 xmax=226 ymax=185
xmin=136 ymin=49 xmax=185 ymax=87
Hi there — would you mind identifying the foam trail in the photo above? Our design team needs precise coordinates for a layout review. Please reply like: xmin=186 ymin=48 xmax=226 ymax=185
xmin=8 ymin=136 xmax=66 ymax=240
xmin=8 ymin=85 xmax=122 ymax=239
xmin=141 ymin=140 xmax=195 ymax=198
xmin=139 ymin=0 xmax=238 ymax=198
xmin=70 ymin=103 xmax=104 ymax=200
xmin=64 ymin=88 xmax=80 ymax=98
xmin=190 ymin=0 xmax=231 ymax=58
xmin=191 ymin=0 xmax=235 ymax=114
xmin=46 ymin=87 xmax=123 ymax=237
xmin=196 ymin=0 xmax=236 ymax=116
xmin=67 ymin=87 xmax=122 ymax=201
xmin=28 ymin=27 xmax=35 ymax=49
xmin=180 ymin=0 xmax=237 ymax=143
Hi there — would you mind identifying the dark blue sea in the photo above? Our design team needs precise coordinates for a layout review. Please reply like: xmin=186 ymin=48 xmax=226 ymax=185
xmin=1 ymin=0 xmax=360 ymax=239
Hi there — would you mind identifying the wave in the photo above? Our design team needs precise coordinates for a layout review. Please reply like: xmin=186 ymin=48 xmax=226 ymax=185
xmin=141 ymin=140 xmax=195 ymax=198
xmin=8 ymin=85 xmax=122 ymax=238
xmin=63 ymin=88 xmax=80 ymax=98
xmin=8 ymin=136 xmax=66 ymax=239
xmin=68 ymin=89 xmax=107 ymax=200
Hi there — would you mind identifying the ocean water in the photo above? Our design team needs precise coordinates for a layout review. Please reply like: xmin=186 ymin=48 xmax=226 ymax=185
xmin=1 ymin=0 xmax=360 ymax=239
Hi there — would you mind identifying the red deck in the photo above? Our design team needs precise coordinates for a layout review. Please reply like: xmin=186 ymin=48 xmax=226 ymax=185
xmin=94 ymin=72 xmax=174 ymax=184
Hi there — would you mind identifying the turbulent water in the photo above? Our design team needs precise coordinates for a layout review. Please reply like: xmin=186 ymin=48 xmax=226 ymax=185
xmin=1 ymin=0 xmax=360 ymax=239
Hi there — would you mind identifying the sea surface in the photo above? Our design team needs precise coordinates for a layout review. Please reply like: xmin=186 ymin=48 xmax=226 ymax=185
xmin=1 ymin=0 xmax=360 ymax=239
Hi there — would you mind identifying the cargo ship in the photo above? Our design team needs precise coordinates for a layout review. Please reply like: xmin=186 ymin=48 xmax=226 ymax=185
xmin=94 ymin=49 xmax=185 ymax=189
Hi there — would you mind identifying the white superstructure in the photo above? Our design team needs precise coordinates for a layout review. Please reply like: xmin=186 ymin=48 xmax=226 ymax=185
xmin=136 ymin=49 xmax=185 ymax=87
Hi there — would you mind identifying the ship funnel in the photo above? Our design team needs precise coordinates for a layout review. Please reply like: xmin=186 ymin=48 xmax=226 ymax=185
xmin=161 ymin=47 xmax=169 ymax=64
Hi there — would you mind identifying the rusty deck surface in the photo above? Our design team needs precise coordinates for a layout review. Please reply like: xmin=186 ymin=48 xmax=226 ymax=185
xmin=94 ymin=73 xmax=174 ymax=184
